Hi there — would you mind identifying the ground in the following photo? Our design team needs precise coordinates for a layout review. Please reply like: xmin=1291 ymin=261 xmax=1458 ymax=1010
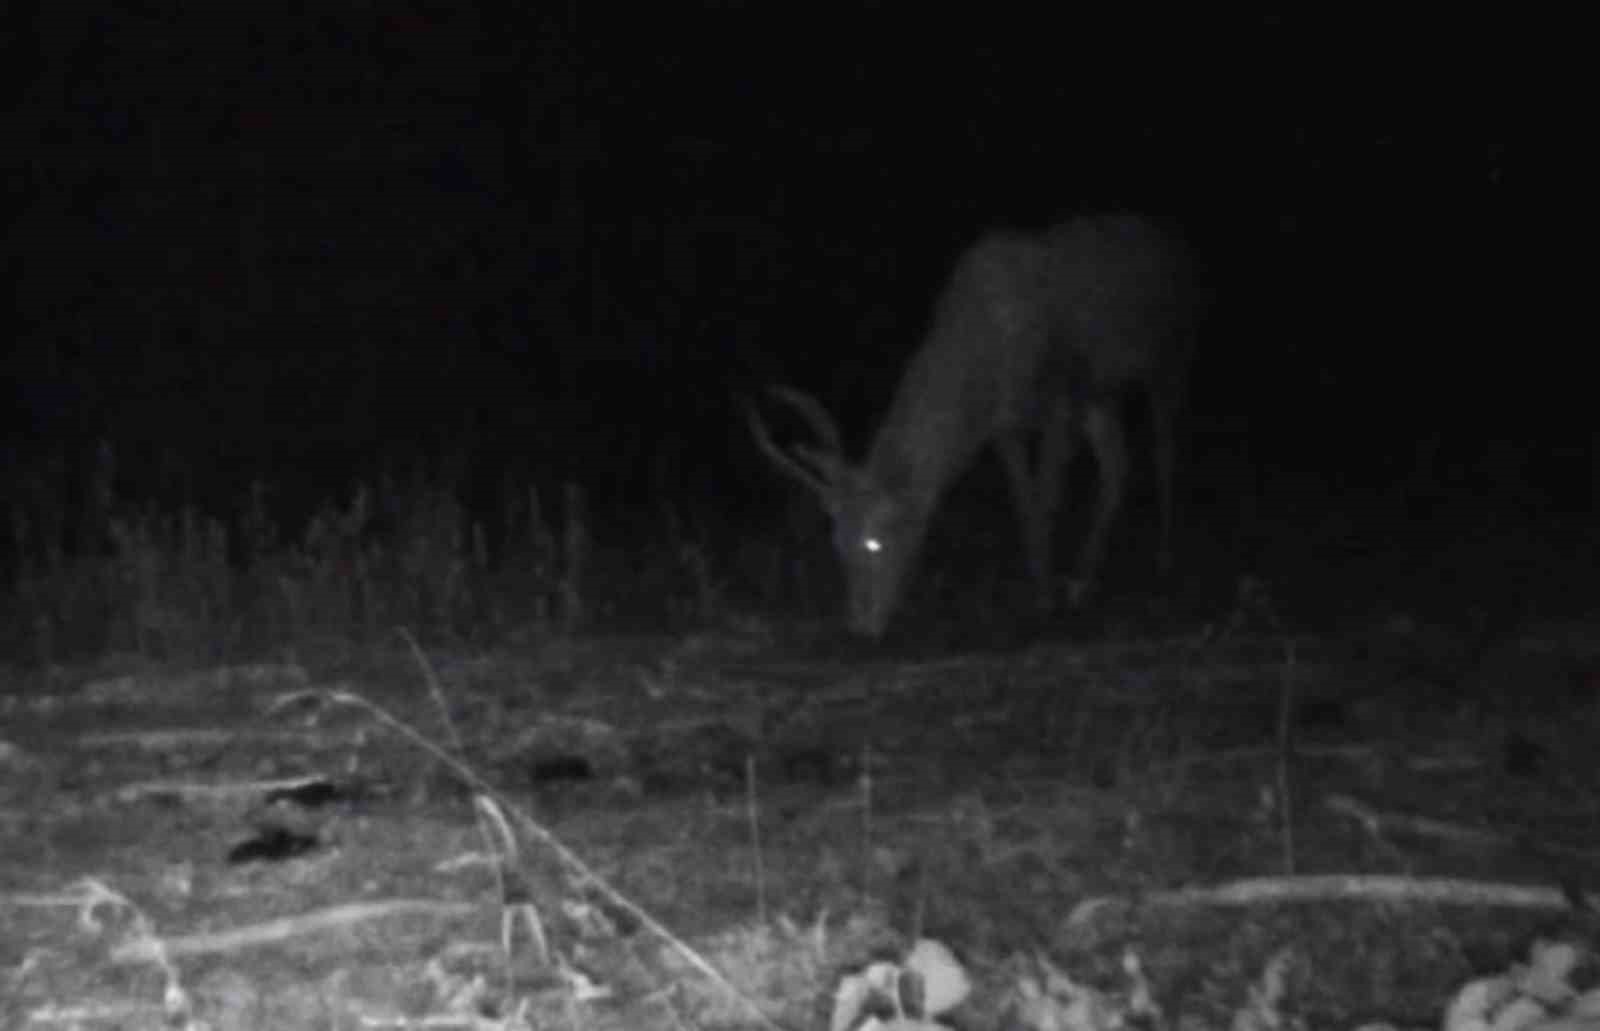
xmin=2 ymin=514 xmax=1598 ymax=1030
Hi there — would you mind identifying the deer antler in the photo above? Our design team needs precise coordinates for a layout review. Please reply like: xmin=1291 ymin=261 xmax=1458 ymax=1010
xmin=766 ymin=387 xmax=843 ymax=456
xmin=746 ymin=386 xmax=847 ymax=498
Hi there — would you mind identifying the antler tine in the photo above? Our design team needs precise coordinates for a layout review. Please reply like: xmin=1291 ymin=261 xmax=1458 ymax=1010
xmin=746 ymin=401 xmax=830 ymax=496
xmin=746 ymin=386 xmax=847 ymax=498
xmin=766 ymin=386 xmax=844 ymax=457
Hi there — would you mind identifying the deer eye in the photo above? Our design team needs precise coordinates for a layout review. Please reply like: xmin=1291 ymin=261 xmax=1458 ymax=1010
xmin=861 ymin=535 xmax=884 ymax=555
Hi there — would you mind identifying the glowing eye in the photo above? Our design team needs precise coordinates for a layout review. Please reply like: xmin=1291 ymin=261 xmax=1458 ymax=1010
xmin=863 ymin=536 xmax=883 ymax=554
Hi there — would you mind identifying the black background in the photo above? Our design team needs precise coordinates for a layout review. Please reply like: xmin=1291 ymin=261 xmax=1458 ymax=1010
xmin=5 ymin=5 xmax=1555 ymax=596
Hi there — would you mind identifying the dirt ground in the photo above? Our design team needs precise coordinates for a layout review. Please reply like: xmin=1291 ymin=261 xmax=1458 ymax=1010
xmin=3 ymin=515 xmax=1598 ymax=1030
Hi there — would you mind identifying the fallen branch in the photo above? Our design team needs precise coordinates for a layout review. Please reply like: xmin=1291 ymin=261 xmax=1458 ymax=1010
xmin=1326 ymin=793 xmax=1600 ymax=863
xmin=110 ymin=898 xmax=475 ymax=962
xmin=1068 ymin=875 xmax=1595 ymax=930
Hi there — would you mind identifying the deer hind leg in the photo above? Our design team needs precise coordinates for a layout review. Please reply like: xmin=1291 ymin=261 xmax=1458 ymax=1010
xmin=1070 ymin=402 xmax=1130 ymax=606
xmin=1148 ymin=371 xmax=1182 ymax=575
xmin=998 ymin=407 xmax=1074 ymax=610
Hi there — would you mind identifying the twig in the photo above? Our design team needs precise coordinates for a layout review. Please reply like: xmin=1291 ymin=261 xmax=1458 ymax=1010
xmin=1274 ymin=639 xmax=1297 ymax=875
xmin=746 ymin=753 xmax=767 ymax=924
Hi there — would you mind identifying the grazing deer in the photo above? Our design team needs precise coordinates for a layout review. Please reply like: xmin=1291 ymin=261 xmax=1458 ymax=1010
xmin=750 ymin=215 xmax=1202 ymax=638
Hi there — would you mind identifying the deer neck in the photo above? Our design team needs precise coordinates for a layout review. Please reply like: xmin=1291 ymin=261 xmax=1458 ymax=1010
xmin=865 ymin=347 xmax=994 ymax=512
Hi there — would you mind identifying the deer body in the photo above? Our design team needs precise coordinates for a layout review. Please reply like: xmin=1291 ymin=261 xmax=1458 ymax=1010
xmin=752 ymin=215 xmax=1200 ymax=637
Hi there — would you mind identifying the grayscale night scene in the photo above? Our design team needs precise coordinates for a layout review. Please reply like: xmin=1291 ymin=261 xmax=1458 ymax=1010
xmin=3 ymin=7 xmax=1586 ymax=1030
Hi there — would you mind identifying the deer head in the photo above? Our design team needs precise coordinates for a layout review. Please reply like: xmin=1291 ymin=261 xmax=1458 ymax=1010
xmin=748 ymin=387 xmax=934 ymax=637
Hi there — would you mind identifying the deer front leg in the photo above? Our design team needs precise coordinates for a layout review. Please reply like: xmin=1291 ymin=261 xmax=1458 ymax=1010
xmin=1071 ymin=402 xmax=1130 ymax=606
xmin=997 ymin=408 xmax=1073 ymax=611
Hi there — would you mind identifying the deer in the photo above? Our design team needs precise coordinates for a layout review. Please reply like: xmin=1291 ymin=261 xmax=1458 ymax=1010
xmin=748 ymin=214 xmax=1203 ymax=638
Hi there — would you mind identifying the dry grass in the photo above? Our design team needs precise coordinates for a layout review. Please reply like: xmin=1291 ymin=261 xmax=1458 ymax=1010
xmin=3 ymin=614 xmax=1598 ymax=1028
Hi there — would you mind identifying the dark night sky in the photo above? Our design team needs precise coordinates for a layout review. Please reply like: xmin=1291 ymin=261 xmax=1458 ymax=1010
xmin=5 ymin=5 xmax=1554 ymax=552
